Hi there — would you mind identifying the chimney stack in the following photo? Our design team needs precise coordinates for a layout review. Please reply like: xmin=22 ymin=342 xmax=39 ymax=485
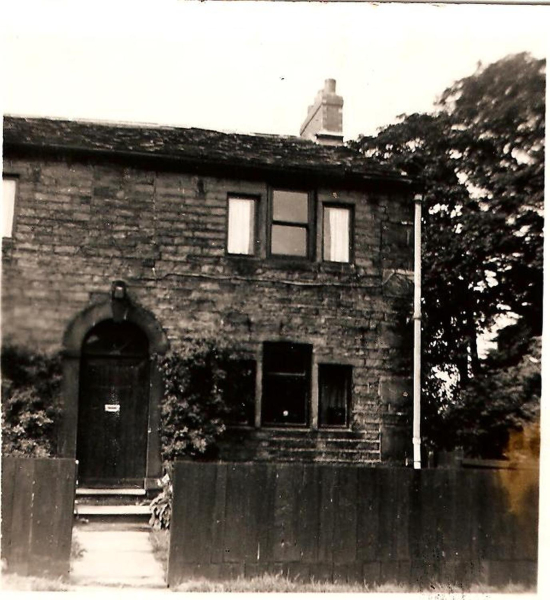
xmin=300 ymin=79 xmax=344 ymax=146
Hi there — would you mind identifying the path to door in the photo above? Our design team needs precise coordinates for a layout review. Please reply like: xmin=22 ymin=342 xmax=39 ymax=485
xmin=71 ymin=523 xmax=166 ymax=589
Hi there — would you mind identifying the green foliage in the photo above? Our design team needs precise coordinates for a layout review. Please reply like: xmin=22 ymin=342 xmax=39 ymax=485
xmin=154 ymin=338 xmax=254 ymax=464
xmin=443 ymin=337 xmax=541 ymax=459
xmin=1 ymin=345 xmax=62 ymax=457
xmin=354 ymin=53 xmax=544 ymax=456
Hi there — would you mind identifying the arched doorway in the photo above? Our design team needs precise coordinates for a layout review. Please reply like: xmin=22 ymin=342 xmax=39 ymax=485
xmin=77 ymin=320 xmax=150 ymax=486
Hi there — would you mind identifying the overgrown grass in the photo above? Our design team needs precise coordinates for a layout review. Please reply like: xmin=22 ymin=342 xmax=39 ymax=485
xmin=1 ymin=573 xmax=71 ymax=591
xmin=71 ymin=532 xmax=85 ymax=561
xmin=174 ymin=573 xmax=535 ymax=593
xmin=149 ymin=529 xmax=170 ymax=575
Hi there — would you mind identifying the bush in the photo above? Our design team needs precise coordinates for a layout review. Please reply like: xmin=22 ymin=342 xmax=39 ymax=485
xmin=149 ymin=473 xmax=172 ymax=530
xmin=150 ymin=339 xmax=254 ymax=529
xmin=154 ymin=338 xmax=254 ymax=464
xmin=1 ymin=345 xmax=62 ymax=457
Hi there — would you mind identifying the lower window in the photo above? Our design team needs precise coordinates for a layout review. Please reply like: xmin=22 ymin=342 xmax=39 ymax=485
xmin=225 ymin=359 xmax=256 ymax=426
xmin=318 ymin=364 xmax=352 ymax=427
xmin=262 ymin=342 xmax=312 ymax=426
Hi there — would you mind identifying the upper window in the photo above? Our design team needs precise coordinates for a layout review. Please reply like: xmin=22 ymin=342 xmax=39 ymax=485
xmin=323 ymin=205 xmax=351 ymax=263
xmin=227 ymin=196 xmax=257 ymax=255
xmin=2 ymin=177 xmax=17 ymax=238
xmin=262 ymin=342 xmax=312 ymax=426
xmin=270 ymin=190 xmax=311 ymax=258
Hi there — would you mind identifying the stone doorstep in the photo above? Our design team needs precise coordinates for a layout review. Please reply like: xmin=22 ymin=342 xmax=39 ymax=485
xmin=76 ymin=487 xmax=146 ymax=496
xmin=75 ymin=504 xmax=151 ymax=516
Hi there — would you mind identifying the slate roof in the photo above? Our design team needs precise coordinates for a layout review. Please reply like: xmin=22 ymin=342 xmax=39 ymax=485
xmin=3 ymin=116 xmax=412 ymax=187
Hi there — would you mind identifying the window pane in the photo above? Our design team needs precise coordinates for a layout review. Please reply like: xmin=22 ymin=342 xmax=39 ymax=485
xmin=228 ymin=197 xmax=255 ymax=255
xmin=319 ymin=364 xmax=351 ymax=427
xmin=323 ymin=206 xmax=350 ymax=263
xmin=271 ymin=225 xmax=307 ymax=256
xmin=2 ymin=178 xmax=17 ymax=238
xmin=263 ymin=342 xmax=310 ymax=374
xmin=224 ymin=359 xmax=256 ymax=426
xmin=262 ymin=342 xmax=312 ymax=426
xmin=273 ymin=190 xmax=308 ymax=223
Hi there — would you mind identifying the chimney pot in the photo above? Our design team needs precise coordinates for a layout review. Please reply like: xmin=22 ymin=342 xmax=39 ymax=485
xmin=325 ymin=79 xmax=337 ymax=93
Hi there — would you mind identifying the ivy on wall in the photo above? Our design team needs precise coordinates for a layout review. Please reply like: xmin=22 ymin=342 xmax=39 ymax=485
xmin=155 ymin=338 xmax=255 ymax=465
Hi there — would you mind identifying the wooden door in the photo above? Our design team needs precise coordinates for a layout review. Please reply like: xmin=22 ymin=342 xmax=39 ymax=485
xmin=77 ymin=321 xmax=149 ymax=486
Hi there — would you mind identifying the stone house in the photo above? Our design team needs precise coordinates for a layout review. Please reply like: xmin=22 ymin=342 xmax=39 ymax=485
xmin=2 ymin=80 xmax=417 ymax=490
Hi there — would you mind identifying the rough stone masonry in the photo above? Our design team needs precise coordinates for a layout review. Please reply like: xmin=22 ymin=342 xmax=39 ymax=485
xmin=2 ymin=114 xmax=416 ymax=468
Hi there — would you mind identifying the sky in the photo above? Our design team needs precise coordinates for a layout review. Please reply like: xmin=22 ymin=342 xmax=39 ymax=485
xmin=2 ymin=1 xmax=548 ymax=141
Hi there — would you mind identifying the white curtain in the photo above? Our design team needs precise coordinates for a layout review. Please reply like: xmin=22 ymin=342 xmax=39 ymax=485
xmin=327 ymin=207 xmax=349 ymax=262
xmin=228 ymin=198 xmax=254 ymax=254
xmin=2 ymin=179 xmax=17 ymax=238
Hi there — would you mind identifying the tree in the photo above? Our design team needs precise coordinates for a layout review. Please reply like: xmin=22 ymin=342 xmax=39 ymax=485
xmin=354 ymin=53 xmax=544 ymax=456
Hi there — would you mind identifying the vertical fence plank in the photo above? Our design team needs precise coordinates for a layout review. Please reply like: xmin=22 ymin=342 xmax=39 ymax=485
xmin=296 ymin=463 xmax=321 ymax=565
xmin=5 ymin=459 xmax=35 ymax=576
xmin=210 ymin=463 xmax=228 ymax=566
xmin=356 ymin=466 xmax=380 ymax=563
xmin=332 ymin=466 xmax=358 ymax=566
xmin=257 ymin=463 xmax=277 ymax=567
xmin=168 ymin=461 xmax=217 ymax=586
xmin=1 ymin=458 xmax=76 ymax=579
xmin=30 ymin=459 xmax=76 ymax=578
xmin=377 ymin=468 xmax=398 ymax=565
xmin=272 ymin=464 xmax=303 ymax=563
xmin=0 ymin=457 xmax=17 ymax=565
xmin=317 ymin=465 xmax=337 ymax=568
xmin=223 ymin=464 xmax=254 ymax=563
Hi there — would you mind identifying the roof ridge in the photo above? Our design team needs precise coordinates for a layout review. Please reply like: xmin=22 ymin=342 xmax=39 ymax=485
xmin=3 ymin=114 xmax=310 ymax=143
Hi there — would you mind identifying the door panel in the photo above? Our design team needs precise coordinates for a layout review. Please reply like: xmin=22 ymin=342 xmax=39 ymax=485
xmin=77 ymin=355 xmax=149 ymax=485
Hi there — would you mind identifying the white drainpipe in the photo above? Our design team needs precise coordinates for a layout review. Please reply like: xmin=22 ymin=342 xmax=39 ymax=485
xmin=413 ymin=193 xmax=423 ymax=469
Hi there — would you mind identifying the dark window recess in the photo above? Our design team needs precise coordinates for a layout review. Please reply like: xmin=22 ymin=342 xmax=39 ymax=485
xmin=262 ymin=342 xmax=312 ymax=426
xmin=270 ymin=190 xmax=310 ymax=257
xmin=224 ymin=359 xmax=256 ymax=426
xmin=318 ymin=364 xmax=352 ymax=427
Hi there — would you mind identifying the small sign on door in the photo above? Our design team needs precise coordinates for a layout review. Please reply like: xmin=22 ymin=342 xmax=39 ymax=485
xmin=104 ymin=404 xmax=120 ymax=413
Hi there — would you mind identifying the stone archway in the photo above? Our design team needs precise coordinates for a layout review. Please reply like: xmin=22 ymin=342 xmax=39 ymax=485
xmin=60 ymin=296 xmax=168 ymax=490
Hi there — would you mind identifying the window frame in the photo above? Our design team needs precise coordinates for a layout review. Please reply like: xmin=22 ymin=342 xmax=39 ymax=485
xmin=2 ymin=175 xmax=19 ymax=239
xmin=261 ymin=341 xmax=313 ymax=428
xmin=225 ymin=193 xmax=260 ymax=258
xmin=224 ymin=358 xmax=257 ymax=427
xmin=317 ymin=363 xmax=353 ymax=429
xmin=322 ymin=202 xmax=354 ymax=264
xmin=268 ymin=188 xmax=315 ymax=260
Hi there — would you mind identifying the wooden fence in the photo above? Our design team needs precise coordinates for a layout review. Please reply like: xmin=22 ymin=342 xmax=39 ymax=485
xmin=1 ymin=457 xmax=77 ymax=578
xmin=168 ymin=462 xmax=538 ymax=588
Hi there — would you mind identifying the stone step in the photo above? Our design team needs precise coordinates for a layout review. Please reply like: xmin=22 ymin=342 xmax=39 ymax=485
xmin=76 ymin=504 xmax=151 ymax=516
xmin=75 ymin=487 xmax=150 ymax=506
xmin=75 ymin=503 xmax=151 ymax=528
xmin=77 ymin=487 xmax=146 ymax=496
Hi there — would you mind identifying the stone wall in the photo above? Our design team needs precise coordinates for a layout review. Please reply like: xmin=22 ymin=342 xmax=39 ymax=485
xmin=2 ymin=154 xmax=414 ymax=463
